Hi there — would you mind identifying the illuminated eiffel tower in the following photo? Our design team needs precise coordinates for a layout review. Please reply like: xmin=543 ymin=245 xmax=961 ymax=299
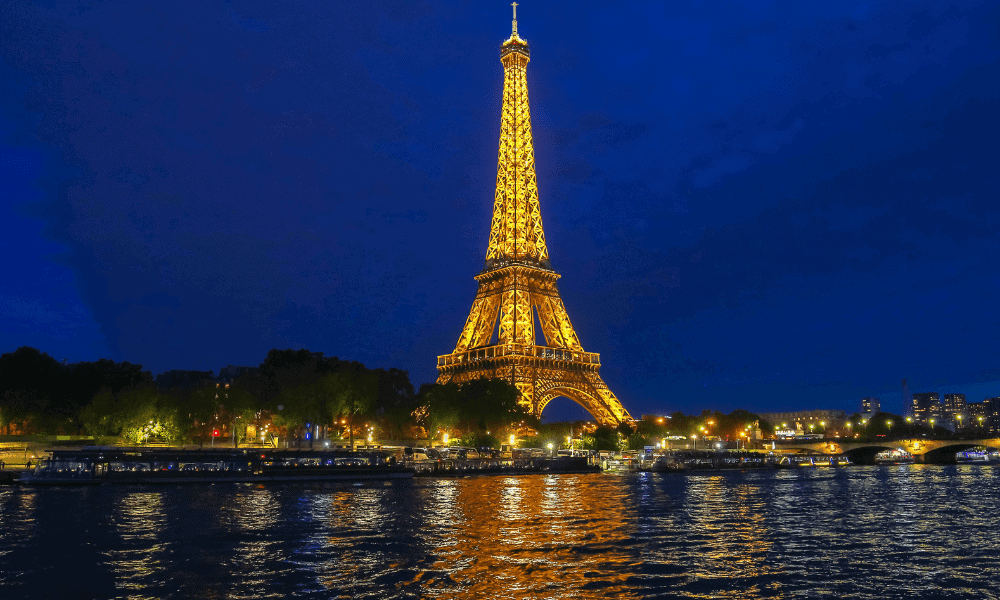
xmin=436 ymin=6 xmax=633 ymax=426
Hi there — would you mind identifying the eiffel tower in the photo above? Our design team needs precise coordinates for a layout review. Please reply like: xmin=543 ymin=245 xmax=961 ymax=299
xmin=436 ymin=6 xmax=633 ymax=426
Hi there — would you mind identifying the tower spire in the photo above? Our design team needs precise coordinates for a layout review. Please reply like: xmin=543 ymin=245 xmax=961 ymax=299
xmin=490 ymin=3 xmax=543 ymax=270
xmin=511 ymin=2 xmax=518 ymax=38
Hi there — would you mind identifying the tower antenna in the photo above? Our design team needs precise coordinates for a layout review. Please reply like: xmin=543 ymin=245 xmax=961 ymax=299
xmin=511 ymin=2 xmax=518 ymax=37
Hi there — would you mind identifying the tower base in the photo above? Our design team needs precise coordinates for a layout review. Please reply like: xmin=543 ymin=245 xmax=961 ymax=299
xmin=437 ymin=345 xmax=632 ymax=426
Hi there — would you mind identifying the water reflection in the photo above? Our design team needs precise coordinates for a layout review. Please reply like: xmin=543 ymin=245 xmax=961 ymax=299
xmin=407 ymin=474 xmax=638 ymax=599
xmin=221 ymin=487 xmax=286 ymax=600
xmin=634 ymin=472 xmax=781 ymax=599
xmin=5 ymin=468 xmax=1000 ymax=599
xmin=106 ymin=491 xmax=169 ymax=597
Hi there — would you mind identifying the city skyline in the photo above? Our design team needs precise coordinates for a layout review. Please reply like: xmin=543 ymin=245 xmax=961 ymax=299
xmin=3 ymin=1 xmax=999 ymax=420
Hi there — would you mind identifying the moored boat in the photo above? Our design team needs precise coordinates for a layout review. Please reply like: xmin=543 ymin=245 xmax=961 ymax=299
xmin=874 ymin=449 xmax=914 ymax=465
xmin=18 ymin=460 xmax=104 ymax=486
xmin=956 ymin=449 xmax=1000 ymax=464
xmin=833 ymin=455 xmax=853 ymax=467
xmin=777 ymin=455 xmax=817 ymax=468
xmin=19 ymin=447 xmax=412 ymax=486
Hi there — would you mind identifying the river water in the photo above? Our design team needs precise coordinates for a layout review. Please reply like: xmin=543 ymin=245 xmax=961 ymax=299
xmin=1 ymin=465 xmax=998 ymax=599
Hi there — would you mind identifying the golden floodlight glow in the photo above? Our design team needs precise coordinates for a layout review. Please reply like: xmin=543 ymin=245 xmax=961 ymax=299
xmin=434 ymin=10 xmax=632 ymax=426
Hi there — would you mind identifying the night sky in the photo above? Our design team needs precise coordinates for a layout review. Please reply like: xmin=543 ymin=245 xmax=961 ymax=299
xmin=2 ymin=1 xmax=998 ymax=420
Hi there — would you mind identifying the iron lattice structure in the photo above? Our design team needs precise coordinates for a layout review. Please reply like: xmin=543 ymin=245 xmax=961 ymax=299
xmin=436 ymin=12 xmax=633 ymax=426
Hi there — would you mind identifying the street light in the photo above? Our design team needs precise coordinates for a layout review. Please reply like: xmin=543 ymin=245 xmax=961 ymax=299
xmin=509 ymin=433 xmax=516 ymax=447
xmin=691 ymin=434 xmax=697 ymax=450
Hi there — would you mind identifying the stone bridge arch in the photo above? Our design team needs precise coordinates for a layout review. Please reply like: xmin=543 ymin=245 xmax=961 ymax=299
xmin=922 ymin=442 xmax=989 ymax=463
xmin=841 ymin=445 xmax=895 ymax=464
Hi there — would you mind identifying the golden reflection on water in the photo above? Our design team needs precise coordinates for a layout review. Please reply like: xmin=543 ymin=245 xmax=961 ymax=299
xmin=678 ymin=474 xmax=781 ymax=599
xmin=411 ymin=474 xmax=638 ymax=599
xmin=224 ymin=487 xmax=287 ymax=600
xmin=107 ymin=492 xmax=168 ymax=598
xmin=228 ymin=486 xmax=280 ymax=531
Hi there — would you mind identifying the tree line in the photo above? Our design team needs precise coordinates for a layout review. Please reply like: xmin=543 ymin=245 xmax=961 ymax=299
xmin=0 ymin=346 xmax=531 ymax=446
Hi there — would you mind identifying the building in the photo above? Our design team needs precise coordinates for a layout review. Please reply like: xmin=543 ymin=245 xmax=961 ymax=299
xmin=860 ymin=397 xmax=880 ymax=416
xmin=942 ymin=393 xmax=967 ymax=430
xmin=758 ymin=410 xmax=847 ymax=435
xmin=968 ymin=401 xmax=989 ymax=430
xmin=985 ymin=397 xmax=1000 ymax=436
xmin=911 ymin=392 xmax=941 ymax=426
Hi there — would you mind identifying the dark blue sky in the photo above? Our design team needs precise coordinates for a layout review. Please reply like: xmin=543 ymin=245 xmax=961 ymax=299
xmin=2 ymin=1 xmax=999 ymax=420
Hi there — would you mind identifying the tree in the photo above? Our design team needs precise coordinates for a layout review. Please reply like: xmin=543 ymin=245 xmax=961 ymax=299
xmin=459 ymin=431 xmax=500 ymax=449
xmin=627 ymin=432 xmax=652 ymax=451
xmin=581 ymin=425 xmax=620 ymax=451
xmin=79 ymin=388 xmax=118 ymax=436
xmin=64 ymin=358 xmax=153 ymax=434
xmin=419 ymin=381 xmax=462 ymax=436
xmin=115 ymin=388 xmax=181 ymax=444
xmin=0 ymin=347 xmax=61 ymax=433
xmin=418 ymin=378 xmax=530 ymax=440
xmin=370 ymin=368 xmax=418 ymax=439
xmin=0 ymin=389 xmax=49 ymax=434
xmin=273 ymin=378 xmax=331 ymax=448
xmin=329 ymin=370 xmax=378 ymax=447
xmin=80 ymin=387 xmax=180 ymax=443
xmin=616 ymin=421 xmax=635 ymax=437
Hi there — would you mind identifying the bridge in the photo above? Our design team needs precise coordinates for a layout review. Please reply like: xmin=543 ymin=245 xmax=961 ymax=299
xmin=773 ymin=438 xmax=1000 ymax=463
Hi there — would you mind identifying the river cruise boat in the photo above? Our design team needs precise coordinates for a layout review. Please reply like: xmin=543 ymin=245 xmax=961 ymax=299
xmin=809 ymin=455 xmax=852 ymax=467
xmin=955 ymin=449 xmax=1000 ymax=464
xmin=777 ymin=455 xmax=811 ymax=468
xmin=874 ymin=449 xmax=915 ymax=465
xmin=19 ymin=447 xmax=412 ymax=486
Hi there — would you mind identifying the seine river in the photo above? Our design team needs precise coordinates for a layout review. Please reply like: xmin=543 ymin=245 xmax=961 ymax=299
xmin=2 ymin=466 xmax=999 ymax=599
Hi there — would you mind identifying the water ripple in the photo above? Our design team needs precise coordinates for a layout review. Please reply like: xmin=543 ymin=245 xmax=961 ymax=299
xmin=2 ymin=468 xmax=1000 ymax=598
